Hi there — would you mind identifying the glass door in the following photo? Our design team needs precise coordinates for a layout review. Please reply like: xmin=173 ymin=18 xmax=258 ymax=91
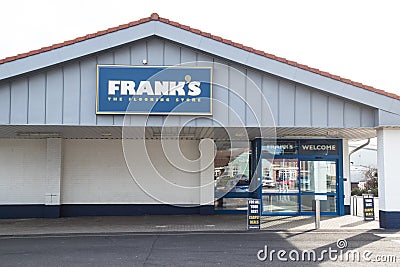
xmin=299 ymin=160 xmax=338 ymax=214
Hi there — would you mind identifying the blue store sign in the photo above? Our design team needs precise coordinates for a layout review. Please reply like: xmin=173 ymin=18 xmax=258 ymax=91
xmin=96 ymin=65 xmax=212 ymax=115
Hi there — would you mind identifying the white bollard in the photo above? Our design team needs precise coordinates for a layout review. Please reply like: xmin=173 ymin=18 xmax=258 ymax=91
xmin=315 ymin=199 xmax=321 ymax=229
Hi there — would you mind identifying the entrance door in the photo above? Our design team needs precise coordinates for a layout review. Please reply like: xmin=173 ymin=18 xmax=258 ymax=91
xmin=261 ymin=158 xmax=340 ymax=215
xmin=299 ymin=160 xmax=338 ymax=214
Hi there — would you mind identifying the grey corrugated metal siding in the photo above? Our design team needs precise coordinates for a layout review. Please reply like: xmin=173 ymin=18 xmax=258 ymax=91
xmin=0 ymin=37 xmax=376 ymax=128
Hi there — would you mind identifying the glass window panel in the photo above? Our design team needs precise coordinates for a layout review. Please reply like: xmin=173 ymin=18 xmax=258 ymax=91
xmin=214 ymin=140 xmax=251 ymax=199
xmin=301 ymin=195 xmax=337 ymax=212
xmin=262 ymin=158 xmax=298 ymax=193
xmin=300 ymin=161 xmax=336 ymax=193
xmin=214 ymin=198 xmax=248 ymax=211
xmin=262 ymin=195 xmax=299 ymax=213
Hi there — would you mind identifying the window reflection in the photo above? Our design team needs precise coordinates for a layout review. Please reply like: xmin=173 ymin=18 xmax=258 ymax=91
xmin=214 ymin=140 xmax=251 ymax=210
xmin=262 ymin=159 xmax=299 ymax=193
xmin=214 ymin=198 xmax=248 ymax=211
xmin=301 ymin=195 xmax=336 ymax=212
xmin=263 ymin=195 xmax=299 ymax=213
xmin=262 ymin=140 xmax=298 ymax=156
xmin=300 ymin=161 xmax=336 ymax=193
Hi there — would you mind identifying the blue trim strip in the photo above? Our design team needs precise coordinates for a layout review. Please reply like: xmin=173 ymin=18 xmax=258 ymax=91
xmin=256 ymin=139 xmax=262 ymax=200
xmin=0 ymin=204 xmax=214 ymax=219
xmin=344 ymin=205 xmax=351 ymax=215
xmin=262 ymin=212 xmax=338 ymax=216
xmin=261 ymin=192 xmax=337 ymax=196
xmin=0 ymin=205 xmax=60 ymax=219
xmin=224 ymin=192 xmax=253 ymax=198
xmin=379 ymin=210 xmax=400 ymax=229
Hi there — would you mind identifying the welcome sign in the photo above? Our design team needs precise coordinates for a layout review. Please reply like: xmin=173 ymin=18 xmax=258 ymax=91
xmin=96 ymin=65 xmax=212 ymax=115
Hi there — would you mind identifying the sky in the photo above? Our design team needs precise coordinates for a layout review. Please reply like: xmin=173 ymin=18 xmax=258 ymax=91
xmin=1 ymin=0 xmax=399 ymax=95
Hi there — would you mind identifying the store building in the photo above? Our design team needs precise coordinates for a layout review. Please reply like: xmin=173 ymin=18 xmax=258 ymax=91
xmin=0 ymin=13 xmax=399 ymax=228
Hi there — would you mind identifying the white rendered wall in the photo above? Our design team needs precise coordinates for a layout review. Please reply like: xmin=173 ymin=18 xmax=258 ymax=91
xmin=342 ymin=140 xmax=351 ymax=206
xmin=199 ymin=139 xmax=215 ymax=205
xmin=45 ymin=138 xmax=62 ymax=205
xmin=62 ymin=139 xmax=207 ymax=205
xmin=377 ymin=128 xmax=400 ymax=211
xmin=0 ymin=139 xmax=46 ymax=204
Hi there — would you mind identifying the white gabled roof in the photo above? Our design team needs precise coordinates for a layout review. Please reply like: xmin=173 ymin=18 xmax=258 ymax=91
xmin=1 ymin=13 xmax=399 ymax=116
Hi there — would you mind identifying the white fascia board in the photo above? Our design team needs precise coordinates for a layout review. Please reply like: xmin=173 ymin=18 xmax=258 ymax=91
xmin=154 ymin=22 xmax=203 ymax=52
xmin=377 ymin=110 xmax=400 ymax=127
xmin=197 ymin=37 xmax=251 ymax=64
xmin=154 ymin=22 xmax=252 ymax=64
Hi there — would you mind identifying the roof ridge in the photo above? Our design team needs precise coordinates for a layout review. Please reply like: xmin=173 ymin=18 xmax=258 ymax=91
xmin=0 ymin=13 xmax=399 ymax=101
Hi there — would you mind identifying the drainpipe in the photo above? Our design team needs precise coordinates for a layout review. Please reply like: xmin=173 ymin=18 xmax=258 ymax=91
xmin=348 ymin=138 xmax=370 ymax=215
xmin=349 ymin=139 xmax=371 ymax=158
xmin=349 ymin=138 xmax=371 ymax=179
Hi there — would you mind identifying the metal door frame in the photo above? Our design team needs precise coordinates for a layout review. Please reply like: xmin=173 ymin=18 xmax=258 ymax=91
xmin=253 ymin=138 xmax=344 ymax=216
